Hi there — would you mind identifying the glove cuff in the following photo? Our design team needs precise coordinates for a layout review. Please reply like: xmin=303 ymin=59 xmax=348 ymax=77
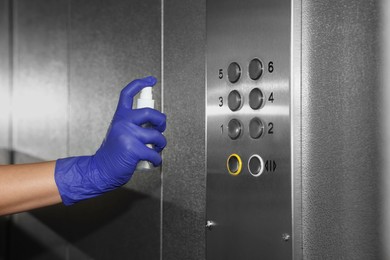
xmin=54 ymin=156 xmax=103 ymax=206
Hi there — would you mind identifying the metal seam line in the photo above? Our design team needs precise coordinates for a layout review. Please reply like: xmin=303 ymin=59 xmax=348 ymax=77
xmin=66 ymin=1 xmax=71 ymax=258
xmin=160 ymin=0 xmax=164 ymax=259
xmin=66 ymin=0 xmax=71 ymax=159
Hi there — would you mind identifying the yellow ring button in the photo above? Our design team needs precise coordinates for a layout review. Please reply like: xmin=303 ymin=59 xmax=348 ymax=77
xmin=227 ymin=154 xmax=242 ymax=176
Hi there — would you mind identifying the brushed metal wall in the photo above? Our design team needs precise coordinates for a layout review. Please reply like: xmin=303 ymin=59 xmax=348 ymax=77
xmin=12 ymin=0 xmax=68 ymax=161
xmin=1 ymin=0 xmax=208 ymax=259
xmin=66 ymin=1 xmax=161 ymax=258
xmin=162 ymin=1 xmax=206 ymax=259
xmin=7 ymin=0 xmax=162 ymax=259
xmin=301 ymin=0 xmax=382 ymax=259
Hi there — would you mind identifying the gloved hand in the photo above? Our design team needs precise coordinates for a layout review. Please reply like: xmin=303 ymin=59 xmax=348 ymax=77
xmin=54 ymin=76 xmax=167 ymax=205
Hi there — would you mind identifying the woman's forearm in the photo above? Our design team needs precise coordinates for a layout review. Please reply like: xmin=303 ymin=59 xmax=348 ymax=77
xmin=0 ymin=161 xmax=62 ymax=216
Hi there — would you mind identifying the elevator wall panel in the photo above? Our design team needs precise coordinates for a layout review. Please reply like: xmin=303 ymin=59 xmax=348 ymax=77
xmin=68 ymin=1 xmax=161 ymax=259
xmin=302 ymin=0 xmax=381 ymax=259
xmin=12 ymin=0 xmax=68 ymax=161
xmin=9 ymin=1 xmax=69 ymax=257
xmin=162 ymin=1 xmax=206 ymax=259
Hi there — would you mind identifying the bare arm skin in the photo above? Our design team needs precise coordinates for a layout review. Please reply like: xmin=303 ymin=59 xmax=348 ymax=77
xmin=0 ymin=162 xmax=62 ymax=216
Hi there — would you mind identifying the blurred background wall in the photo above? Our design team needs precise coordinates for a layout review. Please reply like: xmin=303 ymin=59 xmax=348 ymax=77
xmin=0 ymin=0 xmax=206 ymax=259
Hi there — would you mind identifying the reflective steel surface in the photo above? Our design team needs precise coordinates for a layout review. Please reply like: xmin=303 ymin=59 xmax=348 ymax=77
xmin=301 ymin=0 xmax=384 ymax=259
xmin=206 ymin=0 xmax=292 ymax=258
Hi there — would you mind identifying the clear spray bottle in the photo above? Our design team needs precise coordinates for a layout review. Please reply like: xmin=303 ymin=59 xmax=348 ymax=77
xmin=136 ymin=86 xmax=155 ymax=170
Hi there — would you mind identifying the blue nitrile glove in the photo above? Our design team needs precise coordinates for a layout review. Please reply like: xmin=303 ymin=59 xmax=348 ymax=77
xmin=54 ymin=76 xmax=167 ymax=205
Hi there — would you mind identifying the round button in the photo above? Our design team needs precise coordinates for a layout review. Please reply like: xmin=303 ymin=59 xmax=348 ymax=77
xmin=248 ymin=154 xmax=264 ymax=177
xmin=249 ymin=117 xmax=264 ymax=139
xmin=248 ymin=58 xmax=263 ymax=80
xmin=249 ymin=88 xmax=264 ymax=110
xmin=228 ymin=119 xmax=242 ymax=140
xmin=228 ymin=62 xmax=241 ymax=83
xmin=227 ymin=154 xmax=242 ymax=176
xmin=228 ymin=90 xmax=242 ymax=111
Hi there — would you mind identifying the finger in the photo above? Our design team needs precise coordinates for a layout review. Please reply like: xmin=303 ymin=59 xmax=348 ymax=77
xmin=119 ymin=76 xmax=157 ymax=109
xmin=130 ymin=108 xmax=166 ymax=132
xmin=137 ymin=128 xmax=167 ymax=151
xmin=138 ymin=144 xmax=162 ymax=166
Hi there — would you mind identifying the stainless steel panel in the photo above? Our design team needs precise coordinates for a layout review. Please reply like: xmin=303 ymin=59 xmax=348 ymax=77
xmin=12 ymin=0 xmax=68 ymax=160
xmin=162 ymin=0 xmax=206 ymax=259
xmin=69 ymin=0 xmax=161 ymax=195
xmin=206 ymin=0 xmax=292 ymax=258
xmin=69 ymin=1 xmax=161 ymax=259
xmin=302 ymin=0 xmax=382 ymax=259
xmin=9 ymin=1 xmax=162 ymax=259
xmin=69 ymin=0 xmax=161 ymax=159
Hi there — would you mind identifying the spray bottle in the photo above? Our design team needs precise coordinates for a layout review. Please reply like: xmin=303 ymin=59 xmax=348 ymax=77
xmin=136 ymin=86 xmax=155 ymax=170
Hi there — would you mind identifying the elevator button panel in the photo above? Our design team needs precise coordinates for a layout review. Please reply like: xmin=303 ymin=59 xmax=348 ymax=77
xmin=206 ymin=0 xmax=292 ymax=259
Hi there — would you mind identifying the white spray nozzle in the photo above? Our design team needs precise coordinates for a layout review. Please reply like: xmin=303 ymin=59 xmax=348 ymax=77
xmin=137 ymin=86 xmax=155 ymax=109
xmin=140 ymin=87 xmax=152 ymax=99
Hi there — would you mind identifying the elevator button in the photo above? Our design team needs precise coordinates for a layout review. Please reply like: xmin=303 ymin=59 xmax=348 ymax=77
xmin=228 ymin=119 xmax=242 ymax=140
xmin=249 ymin=88 xmax=264 ymax=110
xmin=248 ymin=58 xmax=263 ymax=80
xmin=228 ymin=90 xmax=242 ymax=111
xmin=248 ymin=154 xmax=264 ymax=177
xmin=228 ymin=62 xmax=241 ymax=83
xmin=249 ymin=118 xmax=264 ymax=139
xmin=227 ymin=154 xmax=242 ymax=176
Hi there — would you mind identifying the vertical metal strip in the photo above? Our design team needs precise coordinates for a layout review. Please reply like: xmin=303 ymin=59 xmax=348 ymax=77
xmin=160 ymin=0 xmax=164 ymax=259
xmin=291 ymin=0 xmax=302 ymax=259
xmin=381 ymin=0 xmax=390 ymax=258
xmin=66 ymin=0 xmax=71 ymax=158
